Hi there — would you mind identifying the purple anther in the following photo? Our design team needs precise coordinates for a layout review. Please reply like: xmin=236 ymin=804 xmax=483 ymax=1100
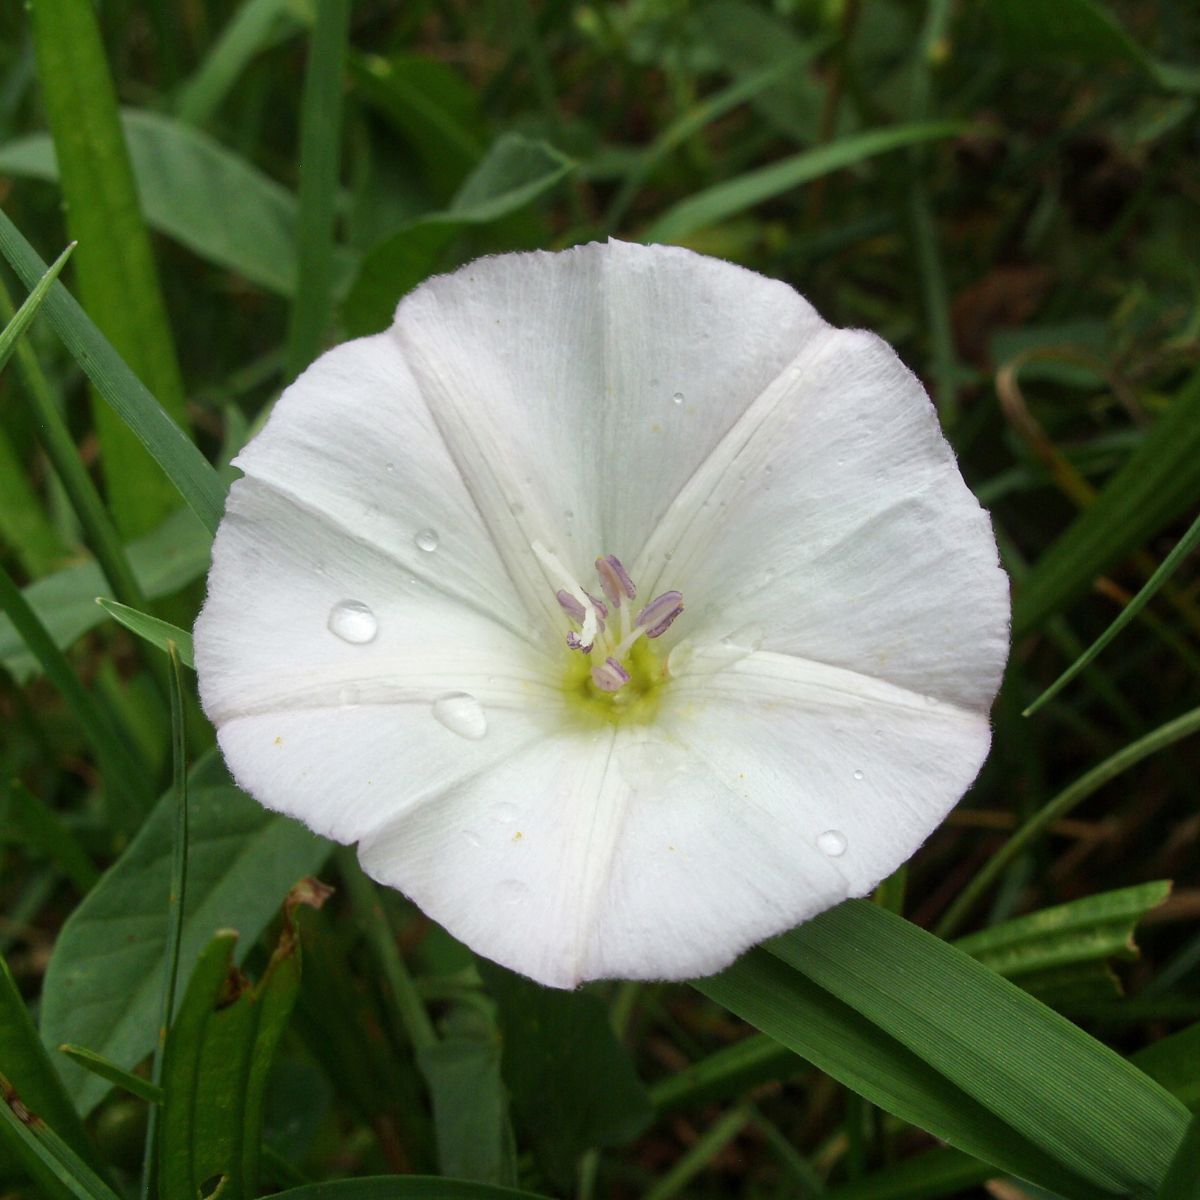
xmin=566 ymin=631 xmax=593 ymax=653
xmin=591 ymin=656 xmax=631 ymax=693
xmin=584 ymin=590 xmax=608 ymax=620
xmin=637 ymin=590 xmax=684 ymax=639
xmin=605 ymin=554 xmax=637 ymax=600
xmin=556 ymin=589 xmax=586 ymax=623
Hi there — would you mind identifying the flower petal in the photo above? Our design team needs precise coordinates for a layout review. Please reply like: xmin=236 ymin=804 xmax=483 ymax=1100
xmin=356 ymin=648 xmax=988 ymax=987
xmin=640 ymin=327 xmax=1009 ymax=713
xmin=392 ymin=239 xmax=824 ymax=600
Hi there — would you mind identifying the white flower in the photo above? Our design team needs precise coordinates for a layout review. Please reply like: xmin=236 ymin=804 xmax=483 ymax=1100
xmin=194 ymin=239 xmax=1009 ymax=989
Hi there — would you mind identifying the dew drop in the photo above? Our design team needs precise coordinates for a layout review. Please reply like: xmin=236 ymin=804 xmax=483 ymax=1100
xmin=432 ymin=692 xmax=488 ymax=740
xmin=853 ymin=769 xmax=864 ymax=781
xmin=338 ymin=684 xmax=361 ymax=708
xmin=818 ymin=829 xmax=848 ymax=857
xmin=415 ymin=528 xmax=440 ymax=553
xmin=672 ymin=391 xmax=684 ymax=405
xmin=385 ymin=462 xmax=396 ymax=473
xmin=327 ymin=600 xmax=378 ymax=645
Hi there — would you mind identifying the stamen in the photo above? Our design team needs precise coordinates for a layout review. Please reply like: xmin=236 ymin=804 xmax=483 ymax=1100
xmin=636 ymin=591 xmax=684 ymax=639
xmin=595 ymin=554 xmax=636 ymax=606
xmin=533 ymin=540 xmax=599 ymax=651
xmin=591 ymin=657 xmax=631 ymax=693
xmin=556 ymin=590 xmax=585 ymax=623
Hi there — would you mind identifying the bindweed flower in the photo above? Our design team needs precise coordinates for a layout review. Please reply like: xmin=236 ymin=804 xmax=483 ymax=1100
xmin=195 ymin=240 xmax=1009 ymax=989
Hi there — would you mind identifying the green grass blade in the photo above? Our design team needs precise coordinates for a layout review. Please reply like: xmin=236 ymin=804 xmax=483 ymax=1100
xmin=284 ymin=0 xmax=351 ymax=380
xmin=937 ymin=705 xmax=1200 ymax=936
xmin=0 ymin=1080 xmax=120 ymax=1200
xmin=0 ymin=208 xmax=226 ymax=534
xmin=643 ymin=121 xmax=963 ymax=243
xmin=175 ymin=0 xmax=302 ymax=126
xmin=57 ymin=1046 xmax=164 ymax=1106
xmin=771 ymin=902 xmax=1189 ymax=1195
xmin=95 ymin=598 xmax=193 ymax=668
xmin=0 ymin=956 xmax=103 ymax=1173
xmin=696 ymin=949 xmax=1100 ymax=1198
xmin=0 ymin=560 xmax=152 ymax=830
xmin=0 ymin=418 xmax=68 ymax=577
xmin=140 ymin=643 xmax=189 ymax=1200
xmin=0 ymin=239 xmax=73 ymax=370
xmin=1025 ymin=506 xmax=1200 ymax=715
xmin=28 ymin=0 xmax=191 ymax=538
xmin=0 ymin=273 xmax=149 ymax=614
xmin=1013 ymin=368 xmax=1200 ymax=637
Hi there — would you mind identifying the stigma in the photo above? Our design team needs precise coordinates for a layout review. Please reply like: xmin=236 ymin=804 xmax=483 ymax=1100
xmin=532 ymin=543 xmax=684 ymax=696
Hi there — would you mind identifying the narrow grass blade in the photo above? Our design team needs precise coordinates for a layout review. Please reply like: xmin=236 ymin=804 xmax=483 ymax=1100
xmin=644 ymin=122 xmax=962 ymax=243
xmin=96 ymin=598 xmax=193 ymax=668
xmin=0 ymin=239 xmax=73 ymax=371
xmin=176 ymin=0 xmax=302 ymax=126
xmin=0 ymin=209 xmax=226 ymax=534
xmin=284 ymin=0 xmax=351 ymax=380
xmin=770 ymin=903 xmax=1190 ymax=1196
xmin=1025 ymin=506 xmax=1200 ymax=715
xmin=57 ymin=1046 xmax=163 ymax=1106
xmin=643 ymin=1105 xmax=753 ymax=1200
xmin=265 ymin=1180 xmax=555 ymax=1200
xmin=0 ymin=418 xmax=68 ymax=577
xmin=937 ymin=705 xmax=1200 ymax=936
xmin=0 ymin=956 xmax=103 ymax=1173
xmin=1013 ymin=367 xmax=1200 ymax=637
xmin=140 ymin=644 xmax=189 ymax=1200
xmin=0 ymin=561 xmax=152 ymax=830
xmin=8 ymin=780 xmax=101 ymax=893
xmin=0 ymin=274 xmax=148 ymax=613
xmin=28 ymin=0 xmax=191 ymax=538
xmin=0 ymin=1081 xmax=120 ymax=1200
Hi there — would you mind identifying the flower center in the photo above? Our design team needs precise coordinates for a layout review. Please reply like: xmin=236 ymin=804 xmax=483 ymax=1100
xmin=532 ymin=542 xmax=684 ymax=719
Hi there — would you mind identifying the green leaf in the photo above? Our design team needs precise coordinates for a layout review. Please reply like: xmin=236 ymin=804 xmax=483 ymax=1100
xmin=0 ymin=956 xmax=102 ymax=1174
xmin=770 ymin=902 xmax=1190 ymax=1196
xmin=1159 ymin=1114 xmax=1200 ymax=1200
xmin=159 ymin=882 xmax=326 ymax=1200
xmin=477 ymin=960 xmax=653 ymax=1188
xmin=95 ymin=597 xmax=193 ymax=668
xmin=28 ymin=0 xmax=191 ymax=538
xmin=0 ymin=1079 xmax=120 ymax=1200
xmin=0 ymin=505 xmax=210 ymax=684
xmin=1025 ymin=506 xmax=1200 ymax=714
xmin=266 ymin=1178 xmax=554 ymax=1200
xmin=0 ymin=112 xmax=310 ymax=296
xmin=39 ymin=750 xmax=330 ymax=1115
xmin=1133 ymin=1023 xmax=1200 ymax=1112
xmin=342 ymin=134 xmax=575 ymax=336
xmin=1014 ymin=368 xmax=1200 ymax=637
xmin=952 ymin=882 xmax=1170 ymax=984
xmin=0 ymin=209 xmax=226 ymax=535
xmin=56 ymin=1046 xmax=163 ymax=1106
xmin=697 ymin=948 xmax=1100 ymax=1198
xmin=643 ymin=122 xmax=963 ymax=243
xmin=823 ymin=1146 xmax=991 ymax=1200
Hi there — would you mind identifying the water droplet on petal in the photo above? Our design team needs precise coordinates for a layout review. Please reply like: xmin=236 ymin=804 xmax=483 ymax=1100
xmin=672 ymin=391 xmax=684 ymax=405
xmin=328 ymin=600 xmax=378 ymax=644
xmin=385 ymin=462 xmax=396 ymax=473
xmin=338 ymin=684 xmax=361 ymax=707
xmin=818 ymin=830 xmax=848 ymax=857
xmin=415 ymin=528 xmax=439 ymax=552
xmin=853 ymin=769 xmax=864 ymax=781
xmin=432 ymin=692 xmax=488 ymax=740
